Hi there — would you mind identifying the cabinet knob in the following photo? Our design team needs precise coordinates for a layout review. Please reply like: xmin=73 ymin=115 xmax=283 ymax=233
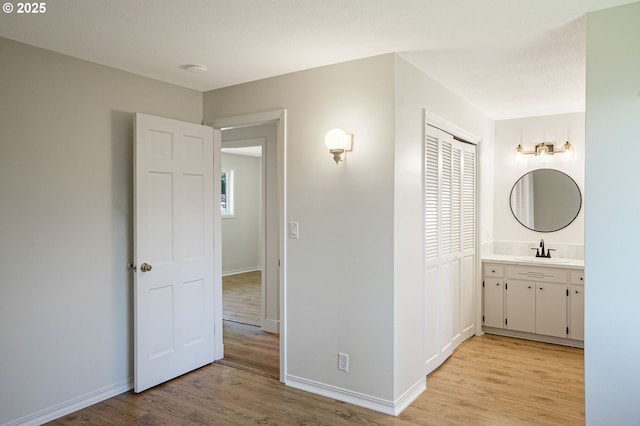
xmin=496 ymin=283 xmax=500 ymax=286
xmin=539 ymin=287 xmax=543 ymax=290
xmin=492 ymin=270 xmax=495 ymax=273
xmin=580 ymin=277 xmax=583 ymax=281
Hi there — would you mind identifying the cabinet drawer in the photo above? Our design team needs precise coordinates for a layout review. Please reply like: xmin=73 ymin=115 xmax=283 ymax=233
xmin=484 ymin=264 xmax=504 ymax=277
xmin=570 ymin=271 xmax=584 ymax=285
xmin=506 ymin=266 xmax=567 ymax=283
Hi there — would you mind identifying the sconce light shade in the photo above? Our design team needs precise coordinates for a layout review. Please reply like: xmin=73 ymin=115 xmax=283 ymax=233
xmin=324 ymin=128 xmax=350 ymax=150
xmin=324 ymin=128 xmax=352 ymax=164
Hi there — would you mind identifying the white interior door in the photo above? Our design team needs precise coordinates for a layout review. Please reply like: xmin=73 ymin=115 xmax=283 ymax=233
xmin=134 ymin=113 xmax=217 ymax=392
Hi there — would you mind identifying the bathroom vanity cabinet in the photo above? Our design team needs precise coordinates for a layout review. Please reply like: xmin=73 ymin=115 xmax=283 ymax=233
xmin=482 ymin=259 xmax=584 ymax=347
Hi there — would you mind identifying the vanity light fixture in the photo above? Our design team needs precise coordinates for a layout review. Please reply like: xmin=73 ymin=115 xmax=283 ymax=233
xmin=324 ymin=128 xmax=353 ymax=164
xmin=515 ymin=141 xmax=573 ymax=158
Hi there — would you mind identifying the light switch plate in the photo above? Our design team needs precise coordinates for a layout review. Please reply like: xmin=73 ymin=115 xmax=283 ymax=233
xmin=289 ymin=221 xmax=299 ymax=239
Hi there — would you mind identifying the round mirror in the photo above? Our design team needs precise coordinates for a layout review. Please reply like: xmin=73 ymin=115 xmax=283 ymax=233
xmin=510 ymin=169 xmax=581 ymax=232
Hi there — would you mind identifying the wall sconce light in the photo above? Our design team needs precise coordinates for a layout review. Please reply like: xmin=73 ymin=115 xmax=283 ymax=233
xmin=324 ymin=128 xmax=353 ymax=164
xmin=515 ymin=141 xmax=573 ymax=158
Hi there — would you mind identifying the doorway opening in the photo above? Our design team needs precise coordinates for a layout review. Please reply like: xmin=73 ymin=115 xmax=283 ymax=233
xmin=220 ymin=141 xmax=264 ymax=329
xmin=209 ymin=111 xmax=285 ymax=381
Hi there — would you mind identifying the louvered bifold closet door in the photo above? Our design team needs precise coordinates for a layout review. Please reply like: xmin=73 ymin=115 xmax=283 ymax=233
xmin=424 ymin=124 xmax=477 ymax=375
xmin=424 ymin=131 xmax=441 ymax=372
xmin=450 ymin=146 xmax=462 ymax=347
xmin=439 ymin=138 xmax=457 ymax=358
xmin=459 ymin=145 xmax=476 ymax=339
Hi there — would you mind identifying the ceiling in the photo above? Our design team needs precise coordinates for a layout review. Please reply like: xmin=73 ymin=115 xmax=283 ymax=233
xmin=0 ymin=0 xmax=635 ymax=119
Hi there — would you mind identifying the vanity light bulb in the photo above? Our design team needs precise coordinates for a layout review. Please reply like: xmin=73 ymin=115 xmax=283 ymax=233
xmin=537 ymin=143 xmax=548 ymax=156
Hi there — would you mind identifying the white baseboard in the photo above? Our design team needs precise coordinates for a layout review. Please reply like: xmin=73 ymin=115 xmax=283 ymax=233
xmin=285 ymin=374 xmax=425 ymax=416
xmin=261 ymin=318 xmax=279 ymax=334
xmin=482 ymin=327 xmax=584 ymax=348
xmin=394 ymin=378 xmax=427 ymax=415
xmin=222 ymin=267 xmax=262 ymax=277
xmin=7 ymin=378 xmax=133 ymax=426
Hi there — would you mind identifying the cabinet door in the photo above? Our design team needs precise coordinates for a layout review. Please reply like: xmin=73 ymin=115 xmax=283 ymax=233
xmin=536 ymin=283 xmax=567 ymax=338
xmin=483 ymin=279 xmax=504 ymax=328
xmin=569 ymin=285 xmax=584 ymax=340
xmin=505 ymin=280 xmax=535 ymax=333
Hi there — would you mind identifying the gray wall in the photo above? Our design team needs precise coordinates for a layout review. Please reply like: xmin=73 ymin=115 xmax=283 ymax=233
xmin=585 ymin=2 xmax=640 ymax=424
xmin=203 ymin=54 xmax=492 ymax=408
xmin=221 ymin=152 xmax=262 ymax=274
xmin=204 ymin=55 xmax=398 ymax=401
xmin=0 ymin=37 xmax=202 ymax=424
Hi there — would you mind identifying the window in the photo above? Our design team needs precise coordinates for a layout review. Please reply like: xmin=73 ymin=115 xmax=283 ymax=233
xmin=221 ymin=169 xmax=234 ymax=216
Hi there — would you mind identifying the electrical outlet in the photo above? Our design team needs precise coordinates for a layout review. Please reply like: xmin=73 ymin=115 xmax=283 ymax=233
xmin=338 ymin=352 xmax=349 ymax=372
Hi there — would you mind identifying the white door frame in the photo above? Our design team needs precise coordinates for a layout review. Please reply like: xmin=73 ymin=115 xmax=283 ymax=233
xmin=208 ymin=109 xmax=287 ymax=382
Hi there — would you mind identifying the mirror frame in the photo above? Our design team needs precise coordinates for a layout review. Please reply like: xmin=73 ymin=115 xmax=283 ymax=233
xmin=509 ymin=168 xmax=582 ymax=233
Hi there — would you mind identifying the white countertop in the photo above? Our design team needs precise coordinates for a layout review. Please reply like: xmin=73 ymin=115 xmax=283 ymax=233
xmin=482 ymin=254 xmax=584 ymax=269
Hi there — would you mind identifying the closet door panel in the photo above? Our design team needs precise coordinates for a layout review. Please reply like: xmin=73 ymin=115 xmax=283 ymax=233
xmin=424 ymin=124 xmax=476 ymax=375
xmin=424 ymin=132 xmax=441 ymax=372
xmin=460 ymin=146 xmax=476 ymax=338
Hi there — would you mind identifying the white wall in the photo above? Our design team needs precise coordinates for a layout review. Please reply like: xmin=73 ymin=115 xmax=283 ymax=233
xmin=0 ymin=37 xmax=203 ymax=425
xmin=393 ymin=56 xmax=492 ymax=398
xmin=221 ymin=152 xmax=262 ymax=274
xmin=585 ymin=2 xmax=640 ymax=424
xmin=493 ymin=113 xmax=585 ymax=257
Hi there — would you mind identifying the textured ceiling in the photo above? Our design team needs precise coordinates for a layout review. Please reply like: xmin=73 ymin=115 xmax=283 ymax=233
xmin=0 ymin=0 xmax=635 ymax=119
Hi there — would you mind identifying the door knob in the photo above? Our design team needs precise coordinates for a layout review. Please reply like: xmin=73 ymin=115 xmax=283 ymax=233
xmin=140 ymin=263 xmax=153 ymax=272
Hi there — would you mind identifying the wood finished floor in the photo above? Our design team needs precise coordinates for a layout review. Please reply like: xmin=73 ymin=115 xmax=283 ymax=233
xmin=221 ymin=270 xmax=279 ymax=380
xmin=223 ymin=271 xmax=261 ymax=326
xmin=217 ymin=320 xmax=280 ymax=380
xmin=48 ymin=334 xmax=584 ymax=425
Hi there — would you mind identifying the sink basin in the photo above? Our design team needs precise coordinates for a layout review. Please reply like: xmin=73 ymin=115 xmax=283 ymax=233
xmin=514 ymin=257 xmax=570 ymax=264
